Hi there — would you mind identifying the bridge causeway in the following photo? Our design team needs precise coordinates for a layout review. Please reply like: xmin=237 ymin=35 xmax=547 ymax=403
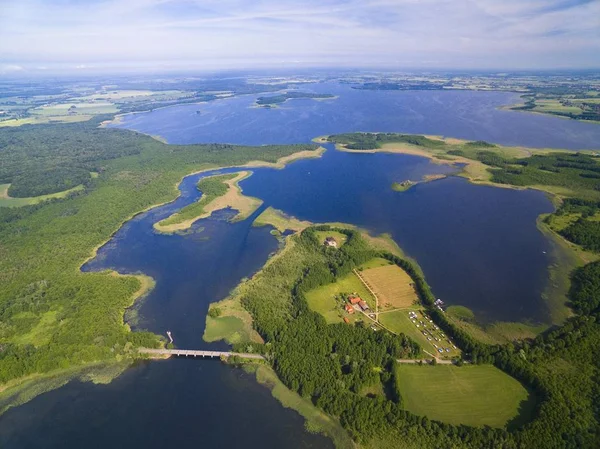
xmin=139 ymin=348 xmax=265 ymax=360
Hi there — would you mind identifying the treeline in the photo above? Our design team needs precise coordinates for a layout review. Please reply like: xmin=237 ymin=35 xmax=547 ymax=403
xmin=0 ymin=116 xmax=143 ymax=197
xmin=8 ymin=166 xmax=92 ymax=198
xmin=328 ymin=132 xmax=446 ymax=150
xmin=472 ymin=151 xmax=600 ymax=197
xmin=548 ymin=198 xmax=600 ymax=252
xmin=235 ymin=225 xmax=600 ymax=448
xmin=0 ymin=115 xmax=318 ymax=198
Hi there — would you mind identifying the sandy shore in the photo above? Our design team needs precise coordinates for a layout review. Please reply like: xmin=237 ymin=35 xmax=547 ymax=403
xmin=154 ymin=171 xmax=263 ymax=233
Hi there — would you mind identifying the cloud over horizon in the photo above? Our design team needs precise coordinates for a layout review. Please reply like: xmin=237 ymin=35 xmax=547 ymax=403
xmin=0 ymin=0 xmax=599 ymax=73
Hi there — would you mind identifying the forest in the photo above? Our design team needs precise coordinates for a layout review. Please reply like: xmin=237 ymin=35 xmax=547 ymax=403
xmin=328 ymin=132 xmax=446 ymax=150
xmin=227 ymin=224 xmax=600 ymax=448
xmin=0 ymin=118 xmax=317 ymax=385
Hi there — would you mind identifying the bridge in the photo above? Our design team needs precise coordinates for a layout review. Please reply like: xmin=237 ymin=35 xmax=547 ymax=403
xmin=139 ymin=348 xmax=265 ymax=360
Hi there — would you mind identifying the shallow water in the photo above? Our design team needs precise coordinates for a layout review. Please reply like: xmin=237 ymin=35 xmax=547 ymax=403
xmin=0 ymin=359 xmax=332 ymax=449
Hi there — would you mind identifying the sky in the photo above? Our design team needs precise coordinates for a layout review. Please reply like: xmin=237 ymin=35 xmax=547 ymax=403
xmin=0 ymin=0 xmax=599 ymax=74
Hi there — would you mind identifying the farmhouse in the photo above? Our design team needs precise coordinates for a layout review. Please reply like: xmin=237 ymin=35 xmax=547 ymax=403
xmin=358 ymin=300 xmax=370 ymax=311
xmin=324 ymin=237 xmax=338 ymax=248
xmin=344 ymin=304 xmax=355 ymax=314
xmin=348 ymin=295 xmax=362 ymax=305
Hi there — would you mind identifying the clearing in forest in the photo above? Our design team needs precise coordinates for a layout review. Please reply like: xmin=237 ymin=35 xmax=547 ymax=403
xmin=395 ymin=364 xmax=533 ymax=428
xmin=359 ymin=263 xmax=418 ymax=310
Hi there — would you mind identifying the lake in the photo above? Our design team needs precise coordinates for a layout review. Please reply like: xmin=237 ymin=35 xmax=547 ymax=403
xmin=111 ymin=83 xmax=600 ymax=150
xmin=1 ymin=83 xmax=596 ymax=448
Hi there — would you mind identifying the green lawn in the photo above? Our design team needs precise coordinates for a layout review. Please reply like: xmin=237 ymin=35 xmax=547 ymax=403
xmin=395 ymin=364 xmax=532 ymax=428
xmin=305 ymin=268 xmax=376 ymax=323
xmin=314 ymin=230 xmax=348 ymax=247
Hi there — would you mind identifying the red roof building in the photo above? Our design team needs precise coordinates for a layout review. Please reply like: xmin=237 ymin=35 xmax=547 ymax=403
xmin=348 ymin=295 xmax=361 ymax=305
xmin=344 ymin=304 xmax=355 ymax=314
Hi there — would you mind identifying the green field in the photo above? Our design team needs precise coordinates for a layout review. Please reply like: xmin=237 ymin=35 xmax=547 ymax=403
xmin=203 ymin=316 xmax=247 ymax=344
xmin=31 ymin=102 xmax=118 ymax=116
xmin=396 ymin=364 xmax=529 ymax=428
xmin=379 ymin=309 xmax=460 ymax=358
xmin=305 ymin=265 xmax=376 ymax=323
xmin=358 ymin=257 xmax=391 ymax=270
xmin=395 ymin=364 xmax=532 ymax=428
xmin=379 ymin=309 xmax=428 ymax=345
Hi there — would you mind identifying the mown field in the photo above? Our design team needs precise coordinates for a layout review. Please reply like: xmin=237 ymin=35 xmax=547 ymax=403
xmin=395 ymin=364 xmax=532 ymax=428
xmin=360 ymin=263 xmax=418 ymax=310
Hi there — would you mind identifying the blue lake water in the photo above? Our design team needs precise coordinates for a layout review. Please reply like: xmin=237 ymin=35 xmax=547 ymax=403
xmin=112 ymin=83 xmax=600 ymax=150
xmin=1 ymin=84 xmax=596 ymax=448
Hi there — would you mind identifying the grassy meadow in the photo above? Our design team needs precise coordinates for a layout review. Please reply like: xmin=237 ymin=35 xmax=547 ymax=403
xmin=395 ymin=364 xmax=532 ymax=428
xmin=253 ymin=206 xmax=311 ymax=232
xmin=0 ymin=183 xmax=85 ymax=207
xmin=304 ymin=262 xmax=377 ymax=323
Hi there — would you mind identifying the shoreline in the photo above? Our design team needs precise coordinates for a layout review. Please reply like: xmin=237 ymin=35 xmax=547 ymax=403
xmin=153 ymin=170 xmax=263 ymax=234
xmin=0 ymin=145 xmax=329 ymax=413
xmin=329 ymin=137 xmax=586 ymax=328
xmin=79 ymin=146 xmax=325 ymax=270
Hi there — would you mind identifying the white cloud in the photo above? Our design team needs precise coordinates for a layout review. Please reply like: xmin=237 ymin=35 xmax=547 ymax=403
xmin=0 ymin=0 xmax=598 ymax=71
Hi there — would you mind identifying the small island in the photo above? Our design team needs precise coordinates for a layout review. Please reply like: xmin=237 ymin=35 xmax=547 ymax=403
xmin=255 ymin=92 xmax=336 ymax=107
xmin=391 ymin=180 xmax=415 ymax=192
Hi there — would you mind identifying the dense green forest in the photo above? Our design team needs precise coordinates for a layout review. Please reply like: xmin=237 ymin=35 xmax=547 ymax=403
xmin=328 ymin=132 xmax=446 ymax=150
xmin=0 ymin=118 xmax=317 ymax=384
xmin=487 ymin=152 xmax=600 ymax=196
xmin=230 ymin=225 xmax=600 ymax=448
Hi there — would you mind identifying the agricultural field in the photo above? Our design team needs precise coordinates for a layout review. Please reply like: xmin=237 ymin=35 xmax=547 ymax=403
xmin=305 ymin=255 xmax=459 ymax=357
xmin=31 ymin=102 xmax=118 ymax=116
xmin=0 ymin=115 xmax=92 ymax=127
xmin=359 ymin=263 xmax=418 ymax=310
xmin=533 ymin=99 xmax=582 ymax=115
xmin=395 ymin=364 xmax=532 ymax=428
xmin=73 ymin=90 xmax=158 ymax=101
